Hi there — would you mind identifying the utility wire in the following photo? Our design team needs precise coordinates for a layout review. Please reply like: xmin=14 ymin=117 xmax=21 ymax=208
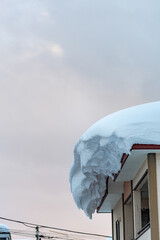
xmin=0 ymin=216 xmax=111 ymax=238
xmin=8 ymin=228 xmax=112 ymax=240
xmin=9 ymin=229 xmax=103 ymax=240
xmin=9 ymin=228 xmax=102 ymax=240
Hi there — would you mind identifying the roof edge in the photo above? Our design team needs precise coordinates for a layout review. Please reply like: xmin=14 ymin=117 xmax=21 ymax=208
xmin=97 ymin=144 xmax=160 ymax=213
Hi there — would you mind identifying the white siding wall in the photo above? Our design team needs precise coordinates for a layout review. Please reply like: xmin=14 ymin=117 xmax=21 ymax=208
xmin=133 ymin=190 xmax=141 ymax=237
xmin=137 ymin=228 xmax=151 ymax=240
xmin=113 ymin=198 xmax=123 ymax=240
xmin=133 ymin=159 xmax=148 ymax=189
xmin=132 ymin=159 xmax=148 ymax=238
xmin=156 ymin=153 xmax=160 ymax=237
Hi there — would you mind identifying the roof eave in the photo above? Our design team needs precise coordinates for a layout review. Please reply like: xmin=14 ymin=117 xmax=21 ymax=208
xmin=97 ymin=144 xmax=160 ymax=213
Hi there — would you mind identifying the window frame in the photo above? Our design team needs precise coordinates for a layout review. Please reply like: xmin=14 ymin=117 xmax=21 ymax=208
xmin=133 ymin=170 xmax=150 ymax=237
xmin=116 ymin=220 xmax=120 ymax=240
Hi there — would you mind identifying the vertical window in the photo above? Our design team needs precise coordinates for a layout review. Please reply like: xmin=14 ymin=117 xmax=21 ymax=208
xmin=116 ymin=220 xmax=120 ymax=240
xmin=133 ymin=172 xmax=150 ymax=237
xmin=140 ymin=180 xmax=150 ymax=228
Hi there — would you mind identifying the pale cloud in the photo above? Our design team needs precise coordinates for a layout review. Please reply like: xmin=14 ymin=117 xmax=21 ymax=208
xmin=16 ymin=48 xmax=43 ymax=61
xmin=41 ymin=10 xmax=50 ymax=17
xmin=48 ymin=44 xmax=64 ymax=57
xmin=21 ymin=43 xmax=64 ymax=59
xmin=3 ymin=41 xmax=64 ymax=62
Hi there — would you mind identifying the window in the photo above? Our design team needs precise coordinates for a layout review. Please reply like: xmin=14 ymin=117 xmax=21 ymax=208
xmin=133 ymin=171 xmax=150 ymax=237
xmin=140 ymin=180 xmax=150 ymax=228
xmin=116 ymin=220 xmax=120 ymax=240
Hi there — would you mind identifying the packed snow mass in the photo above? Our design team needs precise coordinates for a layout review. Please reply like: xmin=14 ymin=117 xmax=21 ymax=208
xmin=69 ymin=101 xmax=160 ymax=218
xmin=0 ymin=224 xmax=10 ymax=233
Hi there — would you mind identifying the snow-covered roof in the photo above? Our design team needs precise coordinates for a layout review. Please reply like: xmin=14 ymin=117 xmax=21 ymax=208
xmin=0 ymin=224 xmax=10 ymax=233
xmin=69 ymin=101 xmax=160 ymax=218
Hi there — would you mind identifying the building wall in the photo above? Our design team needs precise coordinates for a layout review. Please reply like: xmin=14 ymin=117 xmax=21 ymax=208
xmin=156 ymin=153 xmax=160 ymax=237
xmin=133 ymin=159 xmax=148 ymax=189
xmin=112 ymin=152 xmax=160 ymax=240
xmin=124 ymin=201 xmax=133 ymax=240
xmin=137 ymin=228 xmax=151 ymax=240
xmin=113 ymin=198 xmax=123 ymax=240
xmin=132 ymin=159 xmax=148 ymax=238
xmin=123 ymin=181 xmax=131 ymax=202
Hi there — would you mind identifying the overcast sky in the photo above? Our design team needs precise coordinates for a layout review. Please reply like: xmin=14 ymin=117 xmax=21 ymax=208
xmin=0 ymin=0 xmax=160 ymax=238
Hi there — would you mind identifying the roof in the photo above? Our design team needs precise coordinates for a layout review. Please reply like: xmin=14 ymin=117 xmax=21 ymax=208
xmin=69 ymin=101 xmax=160 ymax=218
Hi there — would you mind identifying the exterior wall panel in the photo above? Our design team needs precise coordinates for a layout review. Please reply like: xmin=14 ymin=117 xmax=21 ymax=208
xmin=133 ymin=160 xmax=148 ymax=189
xmin=133 ymin=190 xmax=141 ymax=237
xmin=148 ymin=153 xmax=159 ymax=240
xmin=113 ymin=198 xmax=123 ymax=240
xmin=137 ymin=228 xmax=151 ymax=240
xmin=123 ymin=181 xmax=131 ymax=202
xmin=156 ymin=153 xmax=160 ymax=237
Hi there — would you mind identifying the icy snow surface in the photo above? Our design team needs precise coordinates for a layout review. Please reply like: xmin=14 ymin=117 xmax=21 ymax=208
xmin=0 ymin=224 xmax=10 ymax=233
xmin=69 ymin=102 xmax=160 ymax=218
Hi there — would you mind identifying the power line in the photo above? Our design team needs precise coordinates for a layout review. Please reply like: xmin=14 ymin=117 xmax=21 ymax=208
xmin=9 ymin=227 xmax=105 ymax=240
xmin=8 ymin=228 xmax=112 ymax=240
xmin=7 ymin=228 xmax=112 ymax=240
xmin=0 ymin=216 xmax=111 ymax=238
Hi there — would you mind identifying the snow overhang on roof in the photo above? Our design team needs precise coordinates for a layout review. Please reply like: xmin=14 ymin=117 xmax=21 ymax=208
xmin=69 ymin=101 xmax=160 ymax=218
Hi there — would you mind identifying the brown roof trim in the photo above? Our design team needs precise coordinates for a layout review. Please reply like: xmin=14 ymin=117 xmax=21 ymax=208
xmin=114 ymin=153 xmax=129 ymax=181
xmin=97 ymin=143 xmax=160 ymax=212
xmin=97 ymin=177 xmax=109 ymax=213
xmin=131 ymin=144 xmax=160 ymax=150
xmin=114 ymin=144 xmax=160 ymax=181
